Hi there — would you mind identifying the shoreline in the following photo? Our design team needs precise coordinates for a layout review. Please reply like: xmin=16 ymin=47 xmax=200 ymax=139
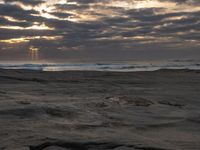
xmin=1 ymin=67 xmax=200 ymax=72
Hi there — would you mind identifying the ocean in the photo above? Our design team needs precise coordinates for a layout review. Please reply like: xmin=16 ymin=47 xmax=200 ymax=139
xmin=0 ymin=60 xmax=200 ymax=72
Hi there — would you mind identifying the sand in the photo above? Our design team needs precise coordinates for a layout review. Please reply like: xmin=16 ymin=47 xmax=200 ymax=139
xmin=0 ymin=69 xmax=200 ymax=150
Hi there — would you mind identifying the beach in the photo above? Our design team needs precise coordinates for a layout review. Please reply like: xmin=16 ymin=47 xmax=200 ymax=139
xmin=0 ymin=69 xmax=200 ymax=150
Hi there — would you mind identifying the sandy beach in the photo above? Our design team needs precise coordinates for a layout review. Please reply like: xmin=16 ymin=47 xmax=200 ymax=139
xmin=0 ymin=69 xmax=200 ymax=150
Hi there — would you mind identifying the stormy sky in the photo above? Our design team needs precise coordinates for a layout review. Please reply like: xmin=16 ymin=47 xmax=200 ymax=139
xmin=0 ymin=0 xmax=200 ymax=62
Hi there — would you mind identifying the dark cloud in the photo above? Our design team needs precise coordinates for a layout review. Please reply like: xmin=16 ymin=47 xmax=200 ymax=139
xmin=0 ymin=3 xmax=40 ymax=22
xmin=4 ymin=0 xmax=44 ymax=5
xmin=0 ymin=0 xmax=200 ymax=61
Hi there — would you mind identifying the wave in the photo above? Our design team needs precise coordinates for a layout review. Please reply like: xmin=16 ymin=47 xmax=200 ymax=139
xmin=0 ymin=61 xmax=200 ymax=72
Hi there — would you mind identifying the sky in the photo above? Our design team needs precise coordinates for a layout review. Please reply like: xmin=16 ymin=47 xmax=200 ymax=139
xmin=0 ymin=0 xmax=200 ymax=62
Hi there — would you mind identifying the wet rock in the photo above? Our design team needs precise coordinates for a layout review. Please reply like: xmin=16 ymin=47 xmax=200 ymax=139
xmin=106 ymin=96 xmax=154 ymax=107
xmin=16 ymin=101 xmax=31 ymax=105
xmin=43 ymin=146 xmax=69 ymax=150
xmin=159 ymin=101 xmax=184 ymax=108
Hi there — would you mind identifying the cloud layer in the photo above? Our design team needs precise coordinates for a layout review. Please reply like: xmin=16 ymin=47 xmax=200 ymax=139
xmin=0 ymin=0 xmax=200 ymax=61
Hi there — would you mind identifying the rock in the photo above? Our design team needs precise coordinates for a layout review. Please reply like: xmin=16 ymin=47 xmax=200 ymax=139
xmin=16 ymin=101 xmax=31 ymax=105
xmin=106 ymin=96 xmax=154 ymax=107
xmin=7 ymin=147 xmax=30 ymax=150
xmin=159 ymin=101 xmax=184 ymax=108
xmin=113 ymin=146 xmax=137 ymax=150
xmin=43 ymin=146 xmax=69 ymax=150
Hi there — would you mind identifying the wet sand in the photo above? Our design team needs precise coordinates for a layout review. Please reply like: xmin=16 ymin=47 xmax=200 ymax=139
xmin=0 ymin=69 xmax=200 ymax=150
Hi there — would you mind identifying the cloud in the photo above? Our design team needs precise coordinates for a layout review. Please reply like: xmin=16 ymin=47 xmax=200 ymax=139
xmin=0 ymin=0 xmax=200 ymax=61
xmin=4 ymin=0 xmax=44 ymax=6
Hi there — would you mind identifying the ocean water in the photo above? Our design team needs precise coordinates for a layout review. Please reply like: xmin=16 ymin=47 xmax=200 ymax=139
xmin=0 ymin=60 xmax=200 ymax=72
